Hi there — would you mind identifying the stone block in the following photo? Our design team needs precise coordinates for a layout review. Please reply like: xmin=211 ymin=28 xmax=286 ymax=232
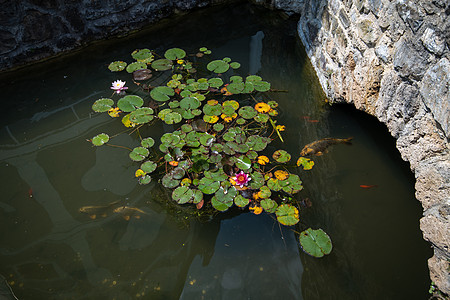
xmin=393 ymin=37 xmax=429 ymax=80
xmin=421 ymin=27 xmax=446 ymax=56
xmin=420 ymin=58 xmax=450 ymax=137
xmin=356 ymin=15 xmax=381 ymax=47
xmin=396 ymin=0 xmax=425 ymax=33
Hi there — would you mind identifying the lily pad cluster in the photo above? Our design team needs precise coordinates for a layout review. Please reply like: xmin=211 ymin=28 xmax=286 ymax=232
xmin=90 ymin=47 xmax=331 ymax=258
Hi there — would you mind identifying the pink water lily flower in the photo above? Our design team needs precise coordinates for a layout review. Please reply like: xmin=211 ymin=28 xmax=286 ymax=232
xmin=111 ymin=80 xmax=128 ymax=94
xmin=233 ymin=171 xmax=251 ymax=188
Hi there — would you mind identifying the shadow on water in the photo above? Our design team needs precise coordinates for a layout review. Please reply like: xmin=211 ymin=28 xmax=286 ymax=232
xmin=0 ymin=1 xmax=431 ymax=299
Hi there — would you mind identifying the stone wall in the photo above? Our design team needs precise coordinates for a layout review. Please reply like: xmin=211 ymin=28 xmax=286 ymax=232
xmin=1 ymin=0 xmax=449 ymax=294
xmin=0 ymin=0 xmax=229 ymax=71
xmin=292 ymin=0 xmax=449 ymax=294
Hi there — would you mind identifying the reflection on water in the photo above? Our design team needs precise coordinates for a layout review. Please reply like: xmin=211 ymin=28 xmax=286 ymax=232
xmin=0 ymin=2 xmax=431 ymax=299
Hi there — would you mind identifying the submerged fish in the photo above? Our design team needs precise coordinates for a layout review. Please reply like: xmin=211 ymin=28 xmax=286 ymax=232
xmin=113 ymin=206 xmax=148 ymax=220
xmin=300 ymin=137 xmax=353 ymax=156
xmin=79 ymin=200 xmax=121 ymax=219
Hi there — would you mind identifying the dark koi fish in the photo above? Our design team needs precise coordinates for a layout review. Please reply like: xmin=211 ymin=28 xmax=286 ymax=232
xmin=300 ymin=137 xmax=353 ymax=156
xmin=113 ymin=206 xmax=149 ymax=220
xmin=79 ymin=200 xmax=121 ymax=220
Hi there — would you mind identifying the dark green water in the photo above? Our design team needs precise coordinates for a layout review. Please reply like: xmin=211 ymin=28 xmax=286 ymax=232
xmin=0 ymin=2 xmax=431 ymax=299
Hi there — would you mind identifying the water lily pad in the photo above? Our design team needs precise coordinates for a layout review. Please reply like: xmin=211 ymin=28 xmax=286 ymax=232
xmin=162 ymin=174 xmax=180 ymax=188
xmin=299 ymin=228 xmax=332 ymax=258
xmin=227 ymin=82 xmax=245 ymax=94
xmin=230 ymin=62 xmax=241 ymax=69
xmin=126 ymin=61 xmax=147 ymax=73
xmin=198 ymin=177 xmax=220 ymax=194
xmin=235 ymin=155 xmax=251 ymax=170
xmin=180 ymin=97 xmax=201 ymax=110
xmin=273 ymin=150 xmax=291 ymax=163
xmin=91 ymin=133 xmax=109 ymax=146
xmin=208 ymin=78 xmax=224 ymax=88
xmin=261 ymin=199 xmax=278 ymax=213
xmin=141 ymin=137 xmax=155 ymax=148
xmin=129 ymin=107 xmax=154 ymax=124
xmin=211 ymin=196 xmax=231 ymax=211
xmin=203 ymin=115 xmax=219 ymax=124
xmin=133 ymin=69 xmax=152 ymax=81
xmin=275 ymin=204 xmax=299 ymax=226
xmin=164 ymin=48 xmax=186 ymax=60
xmin=181 ymin=124 xmax=193 ymax=133
xmin=282 ymin=174 xmax=303 ymax=194
xmin=140 ymin=161 xmax=157 ymax=173
xmin=254 ymin=113 xmax=269 ymax=123
xmin=172 ymin=186 xmax=194 ymax=204
xmin=129 ymin=147 xmax=149 ymax=162
xmin=200 ymin=133 xmax=215 ymax=147
xmin=108 ymin=61 xmax=127 ymax=72
xmin=139 ymin=175 xmax=152 ymax=185
xmin=151 ymin=59 xmax=173 ymax=71
xmin=171 ymin=167 xmax=186 ymax=180
xmin=222 ymin=105 xmax=236 ymax=116
xmin=253 ymin=80 xmax=271 ymax=92
xmin=164 ymin=111 xmax=182 ymax=124
xmin=259 ymin=185 xmax=272 ymax=198
xmin=150 ymin=86 xmax=175 ymax=102
xmin=234 ymin=194 xmax=250 ymax=207
xmin=249 ymin=172 xmax=264 ymax=189
xmin=213 ymin=123 xmax=224 ymax=132
xmin=132 ymin=49 xmax=154 ymax=63
xmin=117 ymin=95 xmax=144 ymax=112
xmin=242 ymin=82 xmax=255 ymax=93
xmin=203 ymin=103 xmax=222 ymax=116
xmin=267 ymin=178 xmax=282 ymax=192
xmin=247 ymin=135 xmax=270 ymax=151
xmin=238 ymin=106 xmax=258 ymax=119
xmin=297 ymin=157 xmax=315 ymax=170
xmin=207 ymin=60 xmax=229 ymax=73
xmin=92 ymin=98 xmax=114 ymax=112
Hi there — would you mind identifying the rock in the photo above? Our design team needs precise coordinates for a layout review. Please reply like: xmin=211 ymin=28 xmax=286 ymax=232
xmin=0 ymin=30 xmax=17 ymax=54
xmin=356 ymin=16 xmax=381 ymax=47
xmin=420 ymin=214 xmax=450 ymax=252
xmin=421 ymin=27 xmax=446 ymax=56
xmin=420 ymin=58 xmax=450 ymax=137
xmin=393 ymin=37 xmax=429 ymax=80
xmin=396 ymin=0 xmax=425 ymax=33
xmin=428 ymin=255 xmax=450 ymax=296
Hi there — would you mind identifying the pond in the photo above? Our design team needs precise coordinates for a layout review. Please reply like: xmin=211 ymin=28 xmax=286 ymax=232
xmin=0 ymin=2 xmax=432 ymax=299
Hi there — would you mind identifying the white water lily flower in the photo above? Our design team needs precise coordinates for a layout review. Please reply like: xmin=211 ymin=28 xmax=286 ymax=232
xmin=111 ymin=80 xmax=128 ymax=94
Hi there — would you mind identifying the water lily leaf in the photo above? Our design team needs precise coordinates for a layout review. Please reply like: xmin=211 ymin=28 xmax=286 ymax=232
xmin=132 ymin=48 xmax=153 ymax=61
xmin=204 ymin=169 xmax=228 ymax=181
xmin=230 ymin=62 xmax=241 ymax=69
xmin=133 ymin=69 xmax=152 ymax=81
xmin=161 ymin=132 xmax=181 ymax=146
xmin=203 ymin=103 xmax=222 ymax=116
xmin=200 ymin=133 xmax=215 ymax=147
xmin=181 ymin=124 xmax=193 ymax=133
xmin=141 ymin=137 xmax=155 ymax=148
xmin=211 ymin=143 xmax=224 ymax=153
xmin=140 ymin=161 xmax=157 ymax=173
xmin=247 ymin=150 xmax=258 ymax=160
xmin=249 ymin=172 xmax=264 ymax=189
xmin=151 ymin=59 xmax=173 ymax=71
xmin=192 ymin=190 xmax=203 ymax=204
xmin=108 ymin=61 xmax=127 ymax=72
xmin=117 ymin=95 xmax=144 ymax=112
xmin=208 ymin=78 xmax=223 ymax=88
xmin=253 ymin=81 xmax=271 ymax=92
xmin=164 ymin=48 xmax=186 ymax=60
xmin=186 ymin=132 xmax=201 ymax=147
xmin=247 ymin=135 xmax=270 ymax=151
xmin=139 ymin=175 xmax=152 ymax=185
xmin=171 ymin=167 xmax=186 ymax=180
xmin=227 ymin=82 xmax=244 ymax=94
xmin=275 ymin=204 xmax=299 ymax=226
xmin=208 ymin=152 xmax=222 ymax=164
xmin=238 ymin=106 xmax=258 ymax=119
xmin=259 ymin=185 xmax=271 ymax=198
xmin=274 ymin=170 xmax=289 ymax=180
xmin=236 ymin=118 xmax=246 ymax=125
xmin=297 ymin=157 xmax=315 ymax=170
xmin=235 ymin=155 xmax=251 ymax=170
xmin=92 ymin=98 xmax=114 ymax=112
xmin=203 ymin=115 xmax=219 ymax=124
xmin=164 ymin=111 xmax=182 ymax=124
xmin=222 ymin=105 xmax=236 ymax=116
xmin=268 ymin=101 xmax=278 ymax=108
xmin=213 ymin=123 xmax=224 ymax=132
xmin=162 ymin=174 xmax=180 ymax=188
xmin=242 ymin=82 xmax=255 ymax=93
xmin=282 ymin=174 xmax=303 ymax=194
xmin=180 ymin=97 xmax=201 ymax=110
xmin=254 ymin=113 xmax=269 ymax=123
xmin=246 ymin=75 xmax=262 ymax=82
xmin=129 ymin=147 xmax=149 ymax=162
xmin=172 ymin=186 xmax=193 ymax=204
xmin=234 ymin=194 xmax=250 ymax=207
xmin=214 ymin=186 xmax=237 ymax=203
xmin=223 ymin=100 xmax=239 ymax=110
xmin=222 ymin=57 xmax=232 ymax=63
xmin=207 ymin=60 xmax=229 ymax=73
xmin=150 ymin=86 xmax=175 ymax=102
xmin=234 ymin=143 xmax=249 ymax=153
xmin=92 ymin=133 xmax=109 ymax=146
xmin=126 ymin=61 xmax=147 ymax=73
xmin=129 ymin=107 xmax=154 ymax=124
xmin=267 ymin=178 xmax=282 ymax=191
xmin=211 ymin=196 xmax=231 ymax=211
xmin=198 ymin=177 xmax=220 ymax=194
xmin=273 ymin=150 xmax=291 ymax=163
xmin=299 ymin=228 xmax=332 ymax=258
xmin=261 ymin=199 xmax=278 ymax=213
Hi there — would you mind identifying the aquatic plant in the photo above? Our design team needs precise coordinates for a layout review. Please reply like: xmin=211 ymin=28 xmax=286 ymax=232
xmin=89 ymin=47 xmax=332 ymax=258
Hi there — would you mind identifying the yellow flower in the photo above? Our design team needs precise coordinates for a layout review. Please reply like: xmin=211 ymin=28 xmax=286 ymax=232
xmin=177 ymin=59 xmax=184 ymax=64
xmin=255 ymin=102 xmax=271 ymax=113
xmin=274 ymin=170 xmax=289 ymax=180
xmin=135 ymin=169 xmax=146 ymax=177
xmin=276 ymin=125 xmax=285 ymax=132
xmin=221 ymin=113 xmax=237 ymax=123
xmin=257 ymin=155 xmax=269 ymax=165
xmin=108 ymin=107 xmax=121 ymax=118
xmin=229 ymin=177 xmax=237 ymax=185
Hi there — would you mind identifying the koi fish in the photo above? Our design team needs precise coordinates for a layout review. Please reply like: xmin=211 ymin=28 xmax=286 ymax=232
xmin=307 ymin=119 xmax=319 ymax=123
xmin=113 ymin=206 xmax=148 ymax=220
xmin=300 ymin=137 xmax=353 ymax=156
xmin=79 ymin=200 xmax=121 ymax=219
xmin=360 ymin=185 xmax=377 ymax=189
xmin=28 ymin=188 xmax=33 ymax=198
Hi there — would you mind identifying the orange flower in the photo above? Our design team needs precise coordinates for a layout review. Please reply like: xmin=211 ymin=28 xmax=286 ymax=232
xmin=249 ymin=205 xmax=263 ymax=215
xmin=276 ymin=125 xmax=285 ymax=132
xmin=257 ymin=155 xmax=269 ymax=165
xmin=169 ymin=161 xmax=179 ymax=167
xmin=255 ymin=102 xmax=271 ymax=113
